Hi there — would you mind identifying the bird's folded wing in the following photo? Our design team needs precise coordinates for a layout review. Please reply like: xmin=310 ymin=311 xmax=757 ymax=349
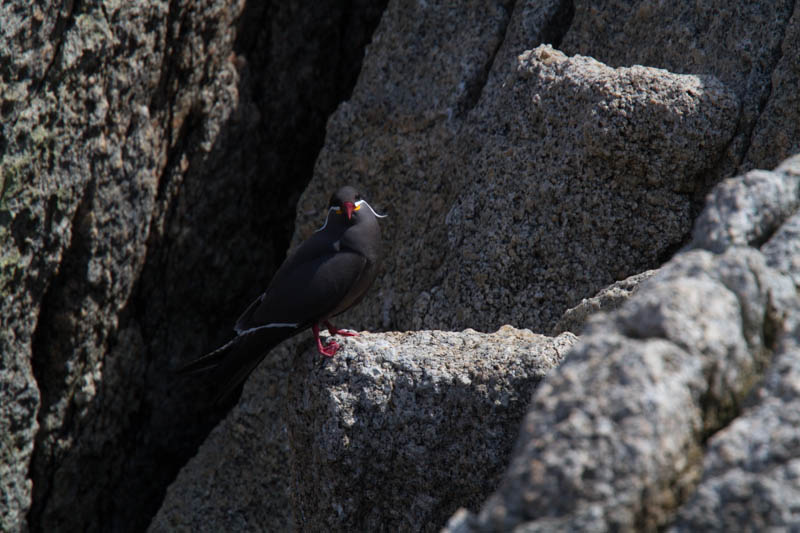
xmin=235 ymin=251 xmax=367 ymax=332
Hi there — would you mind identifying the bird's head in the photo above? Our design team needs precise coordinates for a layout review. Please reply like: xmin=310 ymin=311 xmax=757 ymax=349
xmin=315 ymin=186 xmax=387 ymax=233
xmin=329 ymin=185 xmax=361 ymax=222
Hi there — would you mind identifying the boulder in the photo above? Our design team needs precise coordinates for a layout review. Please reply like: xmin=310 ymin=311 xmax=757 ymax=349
xmin=445 ymin=154 xmax=800 ymax=531
xmin=561 ymin=0 xmax=798 ymax=178
xmin=287 ymin=328 xmax=577 ymax=531
xmin=149 ymin=329 xmax=576 ymax=532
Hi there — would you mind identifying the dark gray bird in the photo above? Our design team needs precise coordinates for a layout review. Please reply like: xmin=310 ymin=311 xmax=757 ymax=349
xmin=180 ymin=185 xmax=385 ymax=401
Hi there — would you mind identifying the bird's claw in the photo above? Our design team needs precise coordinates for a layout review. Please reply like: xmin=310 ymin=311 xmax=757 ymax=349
xmin=319 ymin=339 xmax=339 ymax=357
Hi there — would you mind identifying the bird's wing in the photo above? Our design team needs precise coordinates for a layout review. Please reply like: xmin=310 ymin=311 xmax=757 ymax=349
xmin=234 ymin=250 xmax=368 ymax=332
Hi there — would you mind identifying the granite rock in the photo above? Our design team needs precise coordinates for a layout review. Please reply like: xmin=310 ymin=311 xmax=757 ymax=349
xmin=762 ymin=211 xmax=800 ymax=290
xmin=292 ymin=0 xmax=520 ymax=335
xmin=292 ymin=0 xmax=800 ymax=338
xmin=445 ymin=155 xmax=800 ymax=532
xmin=560 ymin=0 xmax=797 ymax=179
xmin=287 ymin=328 xmax=577 ymax=532
xmin=551 ymin=269 xmax=658 ymax=335
xmin=1 ymin=0 xmax=386 ymax=530
xmin=147 ymin=345 xmax=296 ymax=533
xmin=690 ymin=154 xmax=800 ymax=253
xmin=158 ymin=2 xmax=800 ymax=530
xmin=295 ymin=41 xmax=738 ymax=335
xmin=668 ymin=329 xmax=800 ymax=532
xmin=741 ymin=4 xmax=800 ymax=171
xmin=2 ymin=3 xmax=184 ymax=530
xmin=150 ymin=329 xmax=575 ymax=532
xmin=665 ymin=155 xmax=800 ymax=532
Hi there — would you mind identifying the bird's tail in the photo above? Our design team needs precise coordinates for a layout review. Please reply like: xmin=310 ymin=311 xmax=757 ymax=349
xmin=178 ymin=327 xmax=289 ymax=403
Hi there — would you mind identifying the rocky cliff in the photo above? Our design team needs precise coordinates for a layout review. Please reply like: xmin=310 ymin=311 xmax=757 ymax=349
xmin=1 ymin=1 xmax=386 ymax=531
xmin=2 ymin=0 xmax=799 ymax=531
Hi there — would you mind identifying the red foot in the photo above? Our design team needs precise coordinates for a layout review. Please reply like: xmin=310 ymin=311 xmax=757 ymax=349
xmin=324 ymin=320 xmax=359 ymax=337
xmin=313 ymin=324 xmax=340 ymax=357
xmin=319 ymin=339 xmax=339 ymax=357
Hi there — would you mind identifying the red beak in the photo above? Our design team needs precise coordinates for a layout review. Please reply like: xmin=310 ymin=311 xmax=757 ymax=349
xmin=343 ymin=202 xmax=355 ymax=220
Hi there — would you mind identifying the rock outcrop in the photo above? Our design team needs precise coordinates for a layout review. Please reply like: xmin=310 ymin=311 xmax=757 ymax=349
xmin=4 ymin=0 xmax=800 ymax=531
xmin=287 ymin=329 xmax=577 ymax=532
xmin=445 ymin=155 xmax=800 ymax=531
xmin=561 ymin=0 xmax=798 ymax=177
xmin=1 ymin=1 xmax=385 ymax=531
xmin=150 ymin=329 xmax=576 ymax=532
xmin=294 ymin=23 xmax=739 ymax=336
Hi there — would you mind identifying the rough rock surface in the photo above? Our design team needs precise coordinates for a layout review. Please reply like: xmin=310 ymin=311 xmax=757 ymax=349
xmin=1 ymin=1 xmax=386 ymax=531
xmin=551 ymin=269 xmax=658 ymax=335
xmin=3 ymin=3 xmax=212 ymax=530
xmin=561 ymin=0 xmax=797 ymax=179
xmin=148 ymin=345 xmax=295 ymax=533
xmin=432 ymin=47 xmax=737 ymax=332
xmin=668 ymin=333 xmax=800 ymax=532
xmin=668 ymin=154 xmax=800 ymax=531
xmin=743 ymin=6 xmax=800 ymax=171
xmin=294 ymin=0 xmax=800 ymax=337
xmin=287 ymin=328 xmax=577 ymax=532
xmin=150 ymin=329 xmax=575 ymax=532
xmin=292 ymin=0 xmax=521 ymax=334
xmin=691 ymin=154 xmax=800 ymax=253
xmin=5 ymin=0 xmax=800 ymax=531
xmin=152 ymin=1 xmax=800 ymax=530
xmin=296 ymin=41 xmax=738 ymax=335
xmin=763 ymin=211 xmax=800 ymax=289
xmin=445 ymin=155 xmax=800 ymax=531
xmin=149 ymin=327 xmax=576 ymax=532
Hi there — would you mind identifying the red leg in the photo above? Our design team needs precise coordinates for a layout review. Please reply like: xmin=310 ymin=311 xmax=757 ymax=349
xmin=312 ymin=323 xmax=339 ymax=357
xmin=324 ymin=320 xmax=359 ymax=337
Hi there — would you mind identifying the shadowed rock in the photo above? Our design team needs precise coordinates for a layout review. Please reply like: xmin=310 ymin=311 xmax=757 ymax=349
xmin=0 ymin=1 xmax=387 ymax=531
xmin=6 ymin=1 xmax=800 ymax=531
xmin=150 ymin=329 xmax=576 ymax=532
xmin=287 ymin=328 xmax=577 ymax=532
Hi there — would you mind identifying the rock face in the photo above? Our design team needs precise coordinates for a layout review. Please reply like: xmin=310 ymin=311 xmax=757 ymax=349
xmin=1 ymin=1 xmax=386 ymax=531
xmin=551 ymin=269 xmax=658 ymax=335
xmin=292 ymin=0 xmax=799 ymax=336
xmin=445 ymin=155 xmax=800 ymax=531
xmin=4 ymin=0 xmax=800 ymax=531
xmin=147 ymin=345 xmax=296 ymax=533
xmin=294 ymin=11 xmax=739 ymax=335
xmin=3 ymin=3 xmax=199 ymax=530
xmin=561 ymin=0 xmax=797 ymax=178
xmin=434 ymin=47 xmax=736 ymax=333
xmin=287 ymin=329 xmax=577 ymax=532
xmin=150 ymin=330 xmax=576 ymax=532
